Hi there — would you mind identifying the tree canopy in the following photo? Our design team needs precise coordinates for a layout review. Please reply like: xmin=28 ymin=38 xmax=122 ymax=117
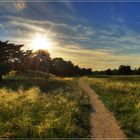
xmin=0 ymin=41 xmax=23 ymax=64
xmin=0 ymin=41 xmax=31 ymax=80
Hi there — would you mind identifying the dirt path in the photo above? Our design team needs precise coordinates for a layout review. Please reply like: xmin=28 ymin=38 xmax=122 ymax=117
xmin=79 ymin=78 xmax=127 ymax=139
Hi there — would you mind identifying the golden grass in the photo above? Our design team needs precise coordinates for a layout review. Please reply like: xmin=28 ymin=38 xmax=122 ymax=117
xmin=0 ymin=73 xmax=90 ymax=138
xmin=85 ymin=77 xmax=140 ymax=137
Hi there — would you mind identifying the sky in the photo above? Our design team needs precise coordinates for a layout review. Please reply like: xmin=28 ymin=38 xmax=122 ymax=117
xmin=1 ymin=1 xmax=140 ymax=70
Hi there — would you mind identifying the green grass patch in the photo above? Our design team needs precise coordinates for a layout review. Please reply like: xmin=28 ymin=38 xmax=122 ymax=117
xmin=0 ymin=72 xmax=90 ymax=138
xmin=85 ymin=76 xmax=140 ymax=138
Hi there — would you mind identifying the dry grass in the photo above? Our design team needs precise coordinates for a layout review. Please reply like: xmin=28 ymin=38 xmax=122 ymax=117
xmin=0 ymin=72 xmax=90 ymax=138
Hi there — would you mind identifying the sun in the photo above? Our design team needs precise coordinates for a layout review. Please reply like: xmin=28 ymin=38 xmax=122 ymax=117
xmin=31 ymin=34 xmax=52 ymax=51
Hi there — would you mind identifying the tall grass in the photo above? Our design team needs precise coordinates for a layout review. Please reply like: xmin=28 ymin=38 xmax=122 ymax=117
xmin=0 ymin=73 xmax=90 ymax=138
xmin=86 ymin=77 xmax=140 ymax=137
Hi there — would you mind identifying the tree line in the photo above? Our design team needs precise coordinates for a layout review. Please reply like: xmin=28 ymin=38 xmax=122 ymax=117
xmin=0 ymin=40 xmax=92 ymax=80
xmin=2 ymin=40 xmax=140 ymax=80
xmin=94 ymin=65 xmax=140 ymax=75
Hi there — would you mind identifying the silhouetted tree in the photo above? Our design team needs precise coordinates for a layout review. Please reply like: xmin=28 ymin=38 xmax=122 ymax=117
xmin=0 ymin=40 xmax=24 ymax=80
xmin=51 ymin=57 xmax=93 ymax=76
xmin=73 ymin=65 xmax=81 ymax=75
xmin=105 ymin=69 xmax=112 ymax=75
xmin=29 ymin=50 xmax=51 ymax=73
xmin=0 ymin=40 xmax=93 ymax=77
xmin=51 ymin=58 xmax=74 ymax=76
xmin=136 ymin=67 xmax=140 ymax=75
xmin=118 ymin=65 xmax=132 ymax=75
xmin=11 ymin=50 xmax=32 ymax=73
xmin=85 ymin=68 xmax=92 ymax=75
xmin=111 ymin=69 xmax=118 ymax=75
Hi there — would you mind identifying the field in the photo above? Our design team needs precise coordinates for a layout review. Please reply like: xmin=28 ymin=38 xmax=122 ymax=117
xmin=0 ymin=71 xmax=90 ymax=138
xmin=85 ymin=76 xmax=140 ymax=138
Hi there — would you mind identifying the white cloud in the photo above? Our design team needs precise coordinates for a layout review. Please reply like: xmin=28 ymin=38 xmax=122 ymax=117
xmin=0 ymin=24 xmax=4 ymax=29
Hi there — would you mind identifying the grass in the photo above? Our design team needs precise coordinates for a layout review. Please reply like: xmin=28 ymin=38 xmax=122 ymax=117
xmin=85 ymin=76 xmax=140 ymax=138
xmin=0 ymin=71 xmax=90 ymax=138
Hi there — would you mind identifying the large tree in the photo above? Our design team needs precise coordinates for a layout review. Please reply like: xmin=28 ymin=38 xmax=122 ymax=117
xmin=0 ymin=40 xmax=24 ymax=80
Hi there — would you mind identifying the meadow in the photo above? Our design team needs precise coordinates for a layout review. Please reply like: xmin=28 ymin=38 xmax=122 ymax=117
xmin=0 ymin=71 xmax=90 ymax=138
xmin=85 ymin=76 xmax=140 ymax=138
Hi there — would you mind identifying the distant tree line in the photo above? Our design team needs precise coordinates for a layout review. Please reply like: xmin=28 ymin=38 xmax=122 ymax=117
xmin=0 ymin=40 xmax=92 ymax=80
xmin=94 ymin=65 xmax=140 ymax=75
xmin=3 ymin=40 xmax=140 ymax=79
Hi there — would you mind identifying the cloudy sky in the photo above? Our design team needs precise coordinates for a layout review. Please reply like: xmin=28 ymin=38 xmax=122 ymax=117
xmin=1 ymin=1 xmax=140 ymax=70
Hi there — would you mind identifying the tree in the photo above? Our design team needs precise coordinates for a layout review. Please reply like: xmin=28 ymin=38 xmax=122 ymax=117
xmin=11 ymin=50 xmax=32 ymax=73
xmin=0 ymin=41 xmax=24 ymax=63
xmin=111 ymin=69 xmax=118 ymax=75
xmin=73 ymin=65 xmax=81 ymax=75
xmin=51 ymin=58 xmax=74 ymax=76
xmin=28 ymin=50 xmax=51 ymax=73
xmin=136 ymin=67 xmax=140 ymax=75
xmin=0 ymin=40 xmax=24 ymax=80
xmin=105 ymin=69 xmax=112 ymax=75
xmin=51 ymin=58 xmax=93 ymax=76
xmin=118 ymin=65 xmax=132 ymax=75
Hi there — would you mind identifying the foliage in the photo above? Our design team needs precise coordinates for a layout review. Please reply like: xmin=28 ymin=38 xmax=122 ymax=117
xmin=51 ymin=58 xmax=74 ymax=76
xmin=27 ymin=54 xmax=93 ymax=76
xmin=0 ymin=41 xmax=23 ymax=64
xmin=118 ymin=65 xmax=132 ymax=75
xmin=28 ymin=50 xmax=51 ymax=73
xmin=86 ymin=76 xmax=140 ymax=137
xmin=11 ymin=50 xmax=32 ymax=73
xmin=0 ymin=40 xmax=93 ymax=77
xmin=0 ymin=40 xmax=32 ymax=79
xmin=51 ymin=57 xmax=92 ymax=76
xmin=0 ymin=64 xmax=10 ymax=79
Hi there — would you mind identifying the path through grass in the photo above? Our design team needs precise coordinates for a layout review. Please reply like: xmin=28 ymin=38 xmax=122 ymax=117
xmin=85 ymin=76 xmax=140 ymax=138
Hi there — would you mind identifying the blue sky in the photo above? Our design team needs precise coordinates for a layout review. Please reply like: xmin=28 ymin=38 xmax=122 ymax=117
xmin=1 ymin=1 xmax=140 ymax=70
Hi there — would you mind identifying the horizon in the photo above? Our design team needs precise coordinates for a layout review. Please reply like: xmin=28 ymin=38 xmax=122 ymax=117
xmin=1 ymin=1 xmax=140 ymax=70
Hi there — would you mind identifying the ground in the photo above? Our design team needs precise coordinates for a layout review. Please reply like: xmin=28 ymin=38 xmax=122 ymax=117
xmin=1 ymin=72 xmax=139 ymax=138
xmin=85 ymin=76 xmax=140 ymax=138
xmin=0 ymin=71 xmax=90 ymax=138
xmin=79 ymin=78 xmax=126 ymax=139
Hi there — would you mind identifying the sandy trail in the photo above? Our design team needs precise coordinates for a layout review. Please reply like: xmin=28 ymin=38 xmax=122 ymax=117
xmin=79 ymin=78 xmax=127 ymax=139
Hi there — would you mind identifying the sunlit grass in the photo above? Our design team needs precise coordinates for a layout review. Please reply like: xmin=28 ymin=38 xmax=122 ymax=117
xmin=0 ymin=72 xmax=90 ymax=138
xmin=85 ymin=76 xmax=140 ymax=138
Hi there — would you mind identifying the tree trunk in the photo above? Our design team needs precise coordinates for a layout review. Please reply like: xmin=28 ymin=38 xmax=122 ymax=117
xmin=0 ymin=74 xmax=2 ymax=81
